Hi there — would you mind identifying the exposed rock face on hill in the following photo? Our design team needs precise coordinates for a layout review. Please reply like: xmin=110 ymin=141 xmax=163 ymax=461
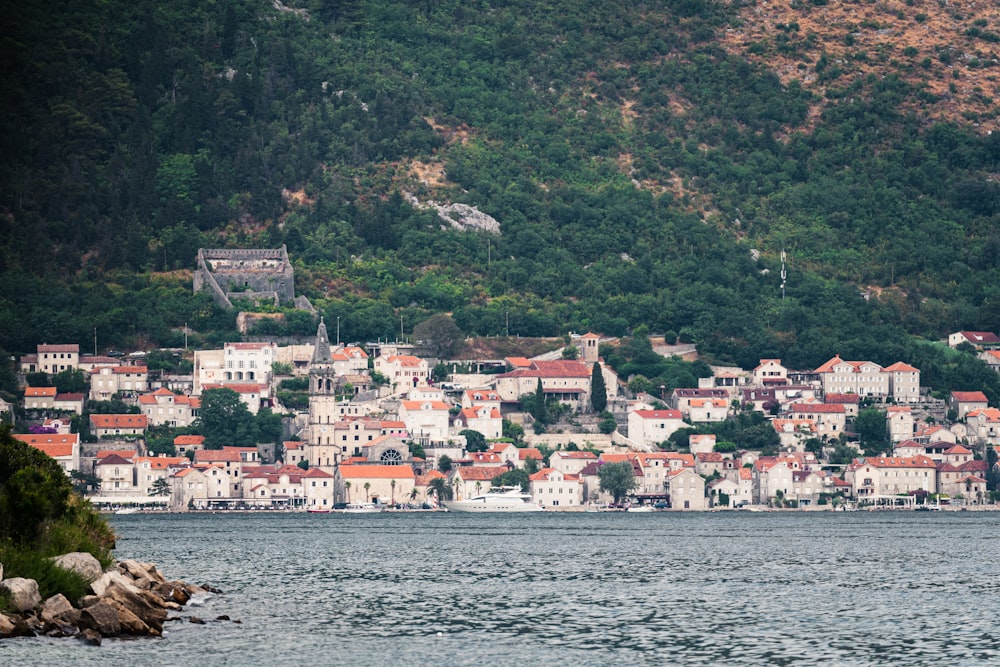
xmin=720 ymin=0 xmax=1000 ymax=128
xmin=0 ymin=554 xmax=224 ymax=644
xmin=404 ymin=193 xmax=501 ymax=234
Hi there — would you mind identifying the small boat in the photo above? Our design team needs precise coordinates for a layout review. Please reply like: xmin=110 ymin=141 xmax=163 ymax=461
xmin=339 ymin=503 xmax=385 ymax=513
xmin=441 ymin=487 xmax=544 ymax=513
xmin=114 ymin=507 xmax=139 ymax=515
xmin=306 ymin=508 xmax=332 ymax=514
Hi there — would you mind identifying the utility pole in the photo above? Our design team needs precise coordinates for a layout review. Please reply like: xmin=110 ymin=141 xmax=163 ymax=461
xmin=336 ymin=316 xmax=340 ymax=346
xmin=94 ymin=328 xmax=97 ymax=356
xmin=780 ymin=249 xmax=787 ymax=301
xmin=184 ymin=323 xmax=188 ymax=351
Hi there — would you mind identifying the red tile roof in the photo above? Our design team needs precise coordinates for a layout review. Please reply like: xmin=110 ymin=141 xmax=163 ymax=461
xmin=951 ymin=391 xmax=989 ymax=403
xmin=90 ymin=414 xmax=148 ymax=429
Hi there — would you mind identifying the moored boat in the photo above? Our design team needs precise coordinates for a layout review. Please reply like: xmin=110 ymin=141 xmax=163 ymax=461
xmin=441 ymin=486 xmax=544 ymax=513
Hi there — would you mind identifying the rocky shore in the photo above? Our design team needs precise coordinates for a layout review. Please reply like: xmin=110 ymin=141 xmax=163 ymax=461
xmin=0 ymin=553 xmax=222 ymax=645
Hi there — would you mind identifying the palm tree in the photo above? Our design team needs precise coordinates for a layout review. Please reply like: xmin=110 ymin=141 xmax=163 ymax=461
xmin=364 ymin=482 xmax=371 ymax=503
xmin=344 ymin=480 xmax=352 ymax=504
xmin=428 ymin=477 xmax=453 ymax=501
xmin=409 ymin=487 xmax=418 ymax=506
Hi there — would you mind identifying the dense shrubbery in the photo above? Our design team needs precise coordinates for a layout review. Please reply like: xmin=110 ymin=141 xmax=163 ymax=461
xmin=0 ymin=427 xmax=116 ymax=602
xmin=2 ymin=0 xmax=999 ymax=399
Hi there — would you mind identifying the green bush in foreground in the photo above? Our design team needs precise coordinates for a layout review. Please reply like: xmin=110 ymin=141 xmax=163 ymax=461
xmin=0 ymin=425 xmax=116 ymax=604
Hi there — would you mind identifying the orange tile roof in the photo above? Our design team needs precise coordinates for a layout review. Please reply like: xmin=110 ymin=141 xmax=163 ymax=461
xmin=338 ymin=464 xmax=415 ymax=479
xmin=203 ymin=383 xmax=263 ymax=394
xmin=17 ymin=433 xmax=78 ymax=446
xmin=453 ymin=466 xmax=502 ymax=482
xmin=519 ymin=448 xmax=543 ymax=460
xmin=38 ymin=344 xmax=79 ymax=353
xmin=788 ymin=403 xmax=846 ymax=414
xmin=134 ymin=456 xmax=187 ymax=469
xmin=401 ymin=400 xmax=450 ymax=410
xmin=27 ymin=442 xmax=76 ymax=458
xmin=388 ymin=355 xmax=423 ymax=367
xmin=883 ymin=362 xmax=919 ymax=372
xmin=96 ymin=449 xmax=137 ymax=460
xmin=25 ymin=386 xmax=57 ymax=398
xmin=952 ymin=391 xmax=989 ymax=402
xmin=634 ymin=409 xmax=683 ymax=419
xmin=90 ymin=414 xmax=148 ymax=429
xmin=174 ymin=435 xmax=206 ymax=445
xmin=112 ymin=365 xmax=147 ymax=374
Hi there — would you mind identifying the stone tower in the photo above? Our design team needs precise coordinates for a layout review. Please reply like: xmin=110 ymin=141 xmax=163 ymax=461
xmin=308 ymin=318 xmax=341 ymax=471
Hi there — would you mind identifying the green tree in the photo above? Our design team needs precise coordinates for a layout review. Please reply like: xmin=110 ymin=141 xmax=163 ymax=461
xmin=590 ymin=362 xmax=607 ymax=413
xmin=413 ymin=313 xmax=463 ymax=358
xmin=598 ymin=411 xmax=617 ymax=434
xmin=53 ymin=368 xmax=88 ymax=394
xmin=492 ymin=468 xmax=530 ymax=492
xmin=854 ymin=408 xmax=888 ymax=456
xmin=150 ymin=477 xmax=171 ymax=496
xmin=437 ymin=454 xmax=453 ymax=473
xmin=428 ymin=476 xmax=453 ymax=501
xmin=531 ymin=378 xmax=548 ymax=424
xmin=828 ymin=441 xmax=861 ymax=465
xmin=198 ymin=388 xmax=258 ymax=449
xmin=256 ymin=408 xmax=283 ymax=443
xmin=461 ymin=429 xmax=487 ymax=452
xmin=598 ymin=460 xmax=638 ymax=504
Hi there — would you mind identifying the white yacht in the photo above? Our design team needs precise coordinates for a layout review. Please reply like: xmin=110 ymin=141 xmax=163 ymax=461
xmin=441 ymin=487 xmax=545 ymax=513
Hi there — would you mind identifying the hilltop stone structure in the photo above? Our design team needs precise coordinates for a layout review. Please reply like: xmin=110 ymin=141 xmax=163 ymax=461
xmin=193 ymin=246 xmax=312 ymax=311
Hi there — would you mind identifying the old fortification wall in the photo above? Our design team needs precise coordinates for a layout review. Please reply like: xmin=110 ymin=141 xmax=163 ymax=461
xmin=194 ymin=246 xmax=297 ymax=309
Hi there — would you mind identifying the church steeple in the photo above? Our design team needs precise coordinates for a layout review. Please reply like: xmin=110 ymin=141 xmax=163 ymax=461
xmin=312 ymin=317 xmax=332 ymax=364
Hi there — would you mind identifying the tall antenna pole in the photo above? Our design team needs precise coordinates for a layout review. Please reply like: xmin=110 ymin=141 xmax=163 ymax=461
xmin=780 ymin=249 xmax=787 ymax=301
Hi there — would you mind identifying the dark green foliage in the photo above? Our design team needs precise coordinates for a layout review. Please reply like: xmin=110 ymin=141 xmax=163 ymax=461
xmin=854 ymin=408 xmax=889 ymax=456
xmin=0 ymin=0 xmax=998 ymax=398
xmin=492 ymin=468 xmax=529 ymax=492
xmin=0 ymin=426 xmax=115 ymax=600
xmin=590 ymin=362 xmax=607 ymax=413
xmin=198 ymin=387 xmax=259 ymax=449
xmin=256 ymin=408 xmax=284 ymax=443
xmin=598 ymin=461 xmax=638 ymax=504
xmin=460 ymin=429 xmax=487 ymax=452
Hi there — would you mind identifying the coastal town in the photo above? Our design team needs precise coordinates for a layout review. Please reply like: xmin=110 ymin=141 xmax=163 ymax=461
xmin=12 ymin=318 xmax=1000 ymax=513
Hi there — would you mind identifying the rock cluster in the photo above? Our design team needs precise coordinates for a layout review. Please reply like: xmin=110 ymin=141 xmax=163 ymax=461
xmin=0 ymin=552 xmax=220 ymax=645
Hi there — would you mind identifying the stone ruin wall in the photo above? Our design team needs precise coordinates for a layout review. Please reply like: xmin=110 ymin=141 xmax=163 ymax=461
xmin=194 ymin=246 xmax=296 ymax=309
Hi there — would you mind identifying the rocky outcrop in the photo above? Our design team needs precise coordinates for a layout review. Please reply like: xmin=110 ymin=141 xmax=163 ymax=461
xmin=0 ymin=556 xmax=221 ymax=644
xmin=0 ymin=578 xmax=41 ymax=612
xmin=51 ymin=553 xmax=103 ymax=584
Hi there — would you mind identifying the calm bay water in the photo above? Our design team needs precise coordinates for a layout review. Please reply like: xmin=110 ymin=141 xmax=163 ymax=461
xmin=4 ymin=511 xmax=1000 ymax=666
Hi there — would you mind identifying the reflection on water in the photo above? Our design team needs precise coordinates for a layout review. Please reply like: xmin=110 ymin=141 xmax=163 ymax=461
xmin=5 ymin=512 xmax=1000 ymax=665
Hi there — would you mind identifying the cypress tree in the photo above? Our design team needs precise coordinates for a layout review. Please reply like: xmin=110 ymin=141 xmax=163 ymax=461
xmin=533 ymin=377 xmax=548 ymax=424
xmin=591 ymin=362 xmax=607 ymax=413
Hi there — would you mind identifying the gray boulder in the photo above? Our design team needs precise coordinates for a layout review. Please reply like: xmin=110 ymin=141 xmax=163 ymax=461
xmin=90 ymin=569 xmax=139 ymax=598
xmin=53 ymin=552 xmax=104 ymax=584
xmin=103 ymin=580 xmax=167 ymax=634
xmin=79 ymin=601 xmax=121 ymax=636
xmin=118 ymin=559 xmax=165 ymax=589
xmin=41 ymin=593 xmax=81 ymax=627
xmin=0 ymin=577 xmax=41 ymax=612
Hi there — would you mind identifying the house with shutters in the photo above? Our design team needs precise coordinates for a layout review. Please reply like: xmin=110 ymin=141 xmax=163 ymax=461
xmin=134 ymin=456 xmax=188 ymax=497
xmin=549 ymin=451 xmax=599 ymax=475
xmin=171 ymin=464 xmax=233 ymax=509
xmin=95 ymin=453 xmax=137 ymax=496
xmin=784 ymin=402 xmax=847 ymax=438
xmin=529 ymin=468 xmax=582 ymax=508
xmin=336 ymin=463 xmax=415 ymax=505
xmin=664 ymin=468 xmax=707 ymax=510
xmin=18 ymin=433 xmax=80 ymax=475
xmin=139 ymin=388 xmax=200 ymax=427
xmin=174 ymin=434 xmax=205 ymax=458
xmin=965 ymin=408 xmax=1000 ymax=446
xmin=399 ymin=400 xmax=451 ymax=442
xmin=90 ymin=413 xmax=148 ymax=439
xmin=24 ymin=386 xmax=57 ymax=410
xmin=374 ymin=354 xmax=429 ymax=390
xmin=627 ymin=409 xmax=685 ymax=449
xmin=452 ymin=405 xmax=503 ymax=440
xmin=23 ymin=343 xmax=80 ymax=374
xmin=753 ymin=359 xmax=789 ymax=386
xmin=491 ymin=359 xmax=602 ymax=411
xmin=845 ymin=455 xmax=937 ymax=500
xmin=949 ymin=391 xmax=989 ymax=419
xmin=89 ymin=365 xmax=149 ymax=401
xmin=948 ymin=331 xmax=1000 ymax=349
xmin=886 ymin=406 xmax=915 ymax=443
xmin=815 ymin=356 xmax=921 ymax=403
xmin=671 ymin=388 xmax=730 ymax=417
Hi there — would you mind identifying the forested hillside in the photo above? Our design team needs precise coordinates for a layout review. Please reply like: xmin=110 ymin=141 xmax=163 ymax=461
xmin=2 ymin=0 xmax=1000 ymax=390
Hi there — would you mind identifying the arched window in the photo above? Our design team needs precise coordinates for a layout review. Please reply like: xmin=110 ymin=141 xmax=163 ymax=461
xmin=380 ymin=449 xmax=404 ymax=465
